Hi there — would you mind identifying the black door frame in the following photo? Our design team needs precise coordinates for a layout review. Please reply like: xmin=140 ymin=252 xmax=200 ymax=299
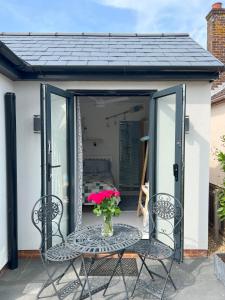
xmin=40 ymin=84 xmax=75 ymax=238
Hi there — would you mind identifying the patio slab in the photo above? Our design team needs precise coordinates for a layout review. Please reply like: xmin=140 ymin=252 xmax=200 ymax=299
xmin=0 ymin=256 xmax=225 ymax=300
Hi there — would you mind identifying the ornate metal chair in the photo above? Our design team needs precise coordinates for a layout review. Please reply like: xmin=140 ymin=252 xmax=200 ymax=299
xmin=31 ymin=195 xmax=82 ymax=299
xmin=130 ymin=192 xmax=183 ymax=300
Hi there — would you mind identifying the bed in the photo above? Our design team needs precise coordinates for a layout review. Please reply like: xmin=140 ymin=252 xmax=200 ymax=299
xmin=82 ymin=158 xmax=120 ymax=205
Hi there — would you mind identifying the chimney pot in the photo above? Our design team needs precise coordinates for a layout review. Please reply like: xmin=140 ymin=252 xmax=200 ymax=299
xmin=212 ymin=2 xmax=222 ymax=9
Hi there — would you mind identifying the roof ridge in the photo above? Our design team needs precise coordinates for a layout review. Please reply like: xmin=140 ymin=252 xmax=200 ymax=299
xmin=0 ymin=32 xmax=190 ymax=37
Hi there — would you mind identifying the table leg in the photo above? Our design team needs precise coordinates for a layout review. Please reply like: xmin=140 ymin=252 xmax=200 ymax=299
xmin=103 ymin=250 xmax=129 ymax=299
xmin=80 ymin=256 xmax=94 ymax=298
xmin=118 ymin=251 xmax=129 ymax=299
xmin=80 ymin=255 xmax=93 ymax=300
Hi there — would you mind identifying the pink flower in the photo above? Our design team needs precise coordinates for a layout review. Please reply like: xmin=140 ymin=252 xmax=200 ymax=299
xmin=102 ymin=190 xmax=114 ymax=198
xmin=87 ymin=189 xmax=120 ymax=205
xmin=87 ymin=192 xmax=95 ymax=202
xmin=94 ymin=193 xmax=105 ymax=205
xmin=87 ymin=192 xmax=105 ymax=205
xmin=114 ymin=191 xmax=120 ymax=197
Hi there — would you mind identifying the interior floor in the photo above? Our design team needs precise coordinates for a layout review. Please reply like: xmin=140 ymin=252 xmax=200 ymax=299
xmin=80 ymin=95 xmax=149 ymax=238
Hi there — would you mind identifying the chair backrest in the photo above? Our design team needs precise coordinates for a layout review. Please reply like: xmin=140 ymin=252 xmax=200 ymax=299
xmin=31 ymin=195 xmax=64 ymax=252
xmin=148 ymin=193 xmax=183 ymax=250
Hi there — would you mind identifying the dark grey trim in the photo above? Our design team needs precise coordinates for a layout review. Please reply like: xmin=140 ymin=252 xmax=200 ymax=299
xmin=0 ymin=41 xmax=31 ymax=79
xmin=45 ymin=86 xmax=53 ymax=249
xmin=0 ymin=54 xmax=21 ymax=80
xmin=178 ymin=84 xmax=186 ymax=262
xmin=152 ymin=84 xmax=182 ymax=98
xmin=151 ymin=84 xmax=185 ymax=262
xmin=41 ymin=84 xmax=75 ymax=244
xmin=33 ymin=64 xmax=224 ymax=72
xmin=40 ymin=84 xmax=47 ymax=252
xmin=20 ymin=69 xmax=221 ymax=81
xmin=148 ymin=97 xmax=157 ymax=198
xmin=0 ymin=41 xmax=28 ymax=67
xmin=5 ymin=92 xmax=18 ymax=270
xmin=69 ymin=89 xmax=155 ymax=97
xmin=67 ymin=93 xmax=75 ymax=232
xmin=148 ymin=95 xmax=157 ymax=235
xmin=40 ymin=84 xmax=46 ymax=197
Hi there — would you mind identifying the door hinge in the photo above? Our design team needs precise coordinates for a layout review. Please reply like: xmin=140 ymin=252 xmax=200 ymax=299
xmin=185 ymin=116 xmax=190 ymax=134
xmin=173 ymin=163 xmax=179 ymax=182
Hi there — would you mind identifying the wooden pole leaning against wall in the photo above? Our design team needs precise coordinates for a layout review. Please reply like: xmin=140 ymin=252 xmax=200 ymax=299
xmin=137 ymin=136 xmax=149 ymax=217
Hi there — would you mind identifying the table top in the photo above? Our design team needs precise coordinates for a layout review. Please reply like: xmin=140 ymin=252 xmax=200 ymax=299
xmin=66 ymin=223 xmax=142 ymax=254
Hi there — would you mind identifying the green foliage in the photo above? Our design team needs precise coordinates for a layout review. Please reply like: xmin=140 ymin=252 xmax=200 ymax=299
xmin=93 ymin=196 xmax=121 ymax=218
xmin=216 ymin=135 xmax=225 ymax=221
xmin=217 ymin=151 xmax=225 ymax=173
xmin=217 ymin=188 xmax=225 ymax=221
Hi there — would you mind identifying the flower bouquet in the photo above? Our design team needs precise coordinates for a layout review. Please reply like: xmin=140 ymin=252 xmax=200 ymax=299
xmin=87 ymin=190 xmax=121 ymax=237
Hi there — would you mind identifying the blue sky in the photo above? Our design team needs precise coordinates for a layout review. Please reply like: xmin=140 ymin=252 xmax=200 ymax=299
xmin=0 ymin=0 xmax=221 ymax=47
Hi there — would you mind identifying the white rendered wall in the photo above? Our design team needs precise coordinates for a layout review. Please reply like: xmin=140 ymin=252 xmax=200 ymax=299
xmin=14 ymin=80 xmax=211 ymax=251
xmin=0 ymin=74 xmax=14 ymax=270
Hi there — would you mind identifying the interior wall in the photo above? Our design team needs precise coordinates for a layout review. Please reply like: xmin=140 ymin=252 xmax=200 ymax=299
xmin=210 ymin=101 xmax=225 ymax=186
xmin=80 ymin=97 xmax=149 ymax=186
xmin=14 ymin=80 xmax=211 ymax=251
xmin=0 ymin=73 xmax=14 ymax=270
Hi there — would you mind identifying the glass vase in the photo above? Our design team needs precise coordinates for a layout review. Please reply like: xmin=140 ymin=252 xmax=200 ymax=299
xmin=102 ymin=215 xmax=113 ymax=237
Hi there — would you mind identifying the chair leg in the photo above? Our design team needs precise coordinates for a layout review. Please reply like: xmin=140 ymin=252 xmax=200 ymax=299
xmin=160 ymin=258 xmax=175 ymax=300
xmin=38 ymin=263 xmax=77 ymax=298
xmin=139 ymin=255 xmax=155 ymax=280
xmin=40 ymin=259 xmax=61 ymax=300
xmin=159 ymin=259 xmax=176 ymax=290
xmin=37 ymin=278 xmax=52 ymax=299
xmin=56 ymin=261 xmax=73 ymax=284
xmin=71 ymin=259 xmax=83 ymax=287
xmin=131 ymin=257 xmax=145 ymax=298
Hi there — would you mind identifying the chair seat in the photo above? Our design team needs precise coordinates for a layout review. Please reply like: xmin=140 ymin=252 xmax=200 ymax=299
xmin=46 ymin=243 xmax=80 ymax=262
xmin=128 ymin=239 xmax=173 ymax=260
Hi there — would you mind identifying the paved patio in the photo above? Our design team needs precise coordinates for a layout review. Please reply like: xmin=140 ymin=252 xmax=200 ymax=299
xmin=0 ymin=256 xmax=225 ymax=300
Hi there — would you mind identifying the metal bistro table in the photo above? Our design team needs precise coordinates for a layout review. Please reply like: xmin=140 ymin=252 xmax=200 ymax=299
xmin=66 ymin=223 xmax=142 ymax=300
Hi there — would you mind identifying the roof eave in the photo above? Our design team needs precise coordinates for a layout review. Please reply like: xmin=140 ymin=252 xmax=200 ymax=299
xmin=19 ymin=65 xmax=221 ymax=81
xmin=0 ymin=41 xmax=32 ymax=79
xmin=0 ymin=41 xmax=30 ymax=69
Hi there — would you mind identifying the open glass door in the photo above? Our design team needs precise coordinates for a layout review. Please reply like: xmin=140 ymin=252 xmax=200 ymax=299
xmin=149 ymin=84 xmax=186 ymax=261
xmin=40 ymin=84 xmax=75 ymax=247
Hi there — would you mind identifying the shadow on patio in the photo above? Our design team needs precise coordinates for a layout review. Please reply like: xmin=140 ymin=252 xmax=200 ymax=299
xmin=0 ymin=256 xmax=225 ymax=300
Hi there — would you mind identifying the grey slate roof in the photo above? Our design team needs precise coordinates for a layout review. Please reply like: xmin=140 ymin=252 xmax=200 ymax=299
xmin=0 ymin=33 xmax=223 ymax=69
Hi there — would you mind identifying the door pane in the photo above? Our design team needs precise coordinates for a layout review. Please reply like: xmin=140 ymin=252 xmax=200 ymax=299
xmin=51 ymin=94 xmax=68 ymax=240
xmin=156 ymin=94 xmax=176 ymax=246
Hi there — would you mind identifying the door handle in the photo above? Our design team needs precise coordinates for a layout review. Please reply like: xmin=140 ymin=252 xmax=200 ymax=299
xmin=173 ymin=163 xmax=179 ymax=182
xmin=47 ymin=164 xmax=61 ymax=181
xmin=50 ymin=164 xmax=61 ymax=168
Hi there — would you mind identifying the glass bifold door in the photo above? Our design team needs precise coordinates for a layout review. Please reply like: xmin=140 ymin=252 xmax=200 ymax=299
xmin=41 ymin=84 xmax=75 ymax=247
xmin=40 ymin=84 xmax=185 ymax=259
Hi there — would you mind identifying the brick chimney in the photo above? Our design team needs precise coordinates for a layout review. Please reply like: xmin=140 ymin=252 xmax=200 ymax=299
xmin=206 ymin=2 xmax=225 ymax=89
